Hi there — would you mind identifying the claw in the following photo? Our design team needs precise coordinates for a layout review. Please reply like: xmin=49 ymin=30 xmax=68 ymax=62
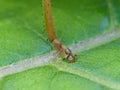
xmin=64 ymin=48 xmax=75 ymax=63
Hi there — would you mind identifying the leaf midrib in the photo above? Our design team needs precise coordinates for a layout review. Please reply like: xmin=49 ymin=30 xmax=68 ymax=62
xmin=0 ymin=29 xmax=120 ymax=89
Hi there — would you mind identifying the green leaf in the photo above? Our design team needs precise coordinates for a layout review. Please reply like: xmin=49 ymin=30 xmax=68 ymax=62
xmin=0 ymin=0 xmax=51 ymax=66
xmin=0 ymin=0 xmax=120 ymax=90
xmin=0 ymin=66 xmax=111 ymax=90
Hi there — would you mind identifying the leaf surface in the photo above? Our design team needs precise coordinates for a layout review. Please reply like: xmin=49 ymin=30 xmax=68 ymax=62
xmin=0 ymin=0 xmax=120 ymax=90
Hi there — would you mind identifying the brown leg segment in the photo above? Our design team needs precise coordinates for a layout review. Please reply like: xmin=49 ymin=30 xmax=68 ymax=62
xmin=42 ymin=0 xmax=75 ymax=62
